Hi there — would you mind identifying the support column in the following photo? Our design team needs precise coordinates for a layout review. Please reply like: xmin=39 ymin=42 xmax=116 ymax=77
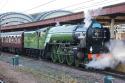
xmin=110 ymin=18 xmax=115 ymax=39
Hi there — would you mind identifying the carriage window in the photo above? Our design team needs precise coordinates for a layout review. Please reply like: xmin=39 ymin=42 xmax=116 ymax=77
xmin=3 ymin=37 xmax=4 ymax=43
xmin=5 ymin=37 xmax=8 ymax=43
xmin=11 ymin=36 xmax=14 ymax=43
xmin=1 ymin=37 xmax=2 ymax=43
xmin=15 ymin=36 xmax=18 ymax=44
xmin=8 ymin=37 xmax=10 ymax=43
xmin=17 ymin=37 xmax=21 ymax=44
xmin=1 ymin=37 xmax=3 ymax=43
xmin=13 ymin=36 xmax=16 ymax=43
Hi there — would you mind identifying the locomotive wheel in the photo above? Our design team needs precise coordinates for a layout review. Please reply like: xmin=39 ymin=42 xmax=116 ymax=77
xmin=66 ymin=49 xmax=74 ymax=65
xmin=51 ymin=46 xmax=58 ymax=63
xmin=57 ymin=45 xmax=65 ymax=64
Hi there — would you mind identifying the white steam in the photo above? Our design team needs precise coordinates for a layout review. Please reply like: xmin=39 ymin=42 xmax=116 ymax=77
xmin=83 ymin=8 xmax=102 ymax=28
xmin=109 ymin=40 xmax=125 ymax=64
xmin=84 ymin=9 xmax=92 ymax=28
xmin=86 ymin=40 xmax=125 ymax=70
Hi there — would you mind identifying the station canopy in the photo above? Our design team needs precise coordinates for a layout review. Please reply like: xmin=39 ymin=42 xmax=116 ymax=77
xmin=0 ymin=10 xmax=72 ymax=27
xmin=0 ymin=12 xmax=33 ymax=26
xmin=31 ymin=10 xmax=72 ymax=21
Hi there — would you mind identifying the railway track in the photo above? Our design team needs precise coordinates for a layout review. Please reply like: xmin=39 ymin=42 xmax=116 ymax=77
xmin=44 ymin=59 xmax=125 ymax=80
xmin=98 ymin=69 xmax=125 ymax=79
xmin=1 ymin=52 xmax=125 ymax=80
xmin=77 ymin=65 xmax=125 ymax=80
xmin=39 ymin=57 xmax=125 ymax=80
xmin=72 ymin=65 xmax=125 ymax=80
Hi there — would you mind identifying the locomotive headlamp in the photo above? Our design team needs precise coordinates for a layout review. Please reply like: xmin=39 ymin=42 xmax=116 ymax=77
xmin=90 ymin=46 xmax=93 ymax=52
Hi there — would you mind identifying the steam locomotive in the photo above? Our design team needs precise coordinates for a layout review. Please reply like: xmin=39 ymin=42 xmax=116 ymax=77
xmin=1 ymin=19 xmax=110 ymax=66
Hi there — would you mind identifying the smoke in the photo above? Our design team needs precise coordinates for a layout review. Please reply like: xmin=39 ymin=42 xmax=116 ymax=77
xmin=109 ymin=40 xmax=125 ymax=64
xmin=84 ymin=9 xmax=92 ymax=28
xmin=83 ymin=8 xmax=102 ymax=28
xmin=86 ymin=40 xmax=125 ymax=70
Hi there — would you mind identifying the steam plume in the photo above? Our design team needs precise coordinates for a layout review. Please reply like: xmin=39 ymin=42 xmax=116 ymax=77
xmin=84 ymin=9 xmax=92 ymax=28
xmin=109 ymin=40 xmax=125 ymax=64
xmin=84 ymin=8 xmax=102 ymax=28
xmin=86 ymin=40 xmax=125 ymax=69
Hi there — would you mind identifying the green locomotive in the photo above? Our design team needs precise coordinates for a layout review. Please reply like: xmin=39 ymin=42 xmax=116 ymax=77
xmin=23 ymin=20 xmax=110 ymax=66
xmin=1 ymin=20 xmax=110 ymax=66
